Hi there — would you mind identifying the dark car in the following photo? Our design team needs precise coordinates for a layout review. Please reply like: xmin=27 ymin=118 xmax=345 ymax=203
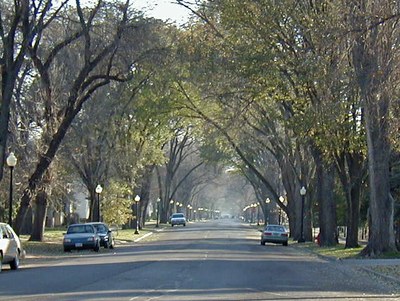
xmin=63 ymin=223 xmax=100 ymax=252
xmin=0 ymin=223 xmax=26 ymax=272
xmin=86 ymin=222 xmax=115 ymax=249
xmin=260 ymin=224 xmax=289 ymax=246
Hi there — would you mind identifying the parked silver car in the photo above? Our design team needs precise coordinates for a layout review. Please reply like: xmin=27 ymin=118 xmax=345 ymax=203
xmin=0 ymin=223 xmax=25 ymax=272
xmin=260 ymin=224 xmax=289 ymax=246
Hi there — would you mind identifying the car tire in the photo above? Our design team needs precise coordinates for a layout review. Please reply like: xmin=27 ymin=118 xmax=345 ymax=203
xmin=0 ymin=252 xmax=3 ymax=273
xmin=261 ymin=240 xmax=266 ymax=246
xmin=183 ymin=224 xmax=186 ymax=226
xmin=109 ymin=239 xmax=115 ymax=249
xmin=64 ymin=247 xmax=71 ymax=252
xmin=171 ymin=224 xmax=174 ymax=227
xmin=283 ymin=241 xmax=288 ymax=246
xmin=10 ymin=252 xmax=20 ymax=270
xmin=94 ymin=242 xmax=100 ymax=252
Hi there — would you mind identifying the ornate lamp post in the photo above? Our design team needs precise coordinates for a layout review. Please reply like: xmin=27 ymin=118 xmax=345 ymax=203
xmin=6 ymin=152 xmax=17 ymax=226
xmin=95 ymin=184 xmax=103 ymax=222
xmin=134 ymin=195 xmax=141 ymax=234
xmin=298 ymin=186 xmax=307 ymax=243
xmin=156 ymin=198 xmax=161 ymax=228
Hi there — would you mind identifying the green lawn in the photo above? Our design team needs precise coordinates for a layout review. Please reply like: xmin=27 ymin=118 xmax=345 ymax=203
xmin=293 ymin=241 xmax=400 ymax=259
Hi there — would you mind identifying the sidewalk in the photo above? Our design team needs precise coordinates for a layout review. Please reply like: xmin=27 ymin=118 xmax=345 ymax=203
xmin=343 ymin=258 xmax=400 ymax=285
xmin=292 ymin=242 xmax=400 ymax=286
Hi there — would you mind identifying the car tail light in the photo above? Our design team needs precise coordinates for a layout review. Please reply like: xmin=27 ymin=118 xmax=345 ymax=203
xmin=264 ymin=232 xmax=272 ymax=236
xmin=281 ymin=233 xmax=288 ymax=237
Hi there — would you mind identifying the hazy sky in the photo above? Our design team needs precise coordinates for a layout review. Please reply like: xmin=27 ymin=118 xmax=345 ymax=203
xmin=133 ymin=0 xmax=192 ymax=24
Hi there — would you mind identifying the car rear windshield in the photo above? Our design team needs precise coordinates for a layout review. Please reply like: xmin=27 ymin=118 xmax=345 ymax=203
xmin=93 ymin=224 xmax=107 ymax=233
xmin=67 ymin=225 xmax=94 ymax=234
xmin=266 ymin=225 xmax=286 ymax=232
xmin=172 ymin=213 xmax=184 ymax=218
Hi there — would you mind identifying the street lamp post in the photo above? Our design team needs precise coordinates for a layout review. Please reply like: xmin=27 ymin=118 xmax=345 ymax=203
xmin=95 ymin=184 xmax=103 ymax=222
xmin=169 ymin=200 xmax=174 ymax=216
xmin=279 ymin=196 xmax=285 ymax=225
xmin=134 ymin=195 xmax=141 ymax=234
xmin=6 ymin=152 xmax=17 ymax=226
xmin=156 ymin=198 xmax=161 ymax=228
xmin=298 ymin=186 xmax=306 ymax=243
xmin=265 ymin=198 xmax=271 ymax=225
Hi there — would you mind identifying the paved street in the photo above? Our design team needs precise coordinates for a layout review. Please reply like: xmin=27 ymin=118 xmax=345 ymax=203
xmin=0 ymin=220 xmax=399 ymax=300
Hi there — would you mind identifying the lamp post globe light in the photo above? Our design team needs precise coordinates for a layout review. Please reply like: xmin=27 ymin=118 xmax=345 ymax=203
xmin=298 ymin=186 xmax=307 ymax=243
xmin=156 ymin=198 xmax=161 ymax=228
xmin=6 ymin=152 xmax=17 ymax=226
xmin=134 ymin=195 xmax=141 ymax=234
xmin=95 ymin=184 xmax=103 ymax=222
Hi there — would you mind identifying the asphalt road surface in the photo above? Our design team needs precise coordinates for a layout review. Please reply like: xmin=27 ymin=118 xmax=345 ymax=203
xmin=1 ymin=219 xmax=399 ymax=301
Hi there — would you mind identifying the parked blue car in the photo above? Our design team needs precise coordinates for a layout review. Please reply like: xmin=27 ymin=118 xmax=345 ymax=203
xmin=63 ymin=224 xmax=100 ymax=252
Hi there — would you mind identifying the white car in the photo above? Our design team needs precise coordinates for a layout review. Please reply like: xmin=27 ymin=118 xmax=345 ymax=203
xmin=0 ymin=223 xmax=26 ymax=272
xmin=170 ymin=213 xmax=186 ymax=227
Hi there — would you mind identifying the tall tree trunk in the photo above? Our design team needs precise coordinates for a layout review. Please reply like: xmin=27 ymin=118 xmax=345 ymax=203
xmin=314 ymin=146 xmax=337 ymax=246
xmin=360 ymin=92 xmax=396 ymax=255
xmin=320 ymin=164 xmax=337 ymax=246
xmin=0 ymin=0 xmax=33 ymax=182
xmin=29 ymin=188 xmax=48 ymax=242
xmin=0 ymin=74 xmax=14 ymax=182
xmin=348 ymin=0 xmax=397 ymax=257
xmin=29 ymin=169 xmax=52 ymax=241
xmin=89 ymin=188 xmax=97 ymax=222
xmin=138 ymin=166 xmax=154 ymax=228
xmin=345 ymin=185 xmax=361 ymax=248
xmin=336 ymin=151 xmax=365 ymax=248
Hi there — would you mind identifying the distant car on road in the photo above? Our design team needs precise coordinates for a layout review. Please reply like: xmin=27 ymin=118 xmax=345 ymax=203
xmin=86 ymin=222 xmax=115 ymax=249
xmin=170 ymin=213 xmax=186 ymax=227
xmin=63 ymin=223 xmax=100 ymax=252
xmin=260 ymin=224 xmax=289 ymax=246
xmin=0 ymin=222 xmax=25 ymax=272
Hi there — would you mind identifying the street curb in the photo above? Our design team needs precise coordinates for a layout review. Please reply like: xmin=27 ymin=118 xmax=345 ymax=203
xmin=133 ymin=226 xmax=166 ymax=243
xmin=133 ymin=231 xmax=153 ymax=242
xmin=354 ymin=265 xmax=400 ymax=285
